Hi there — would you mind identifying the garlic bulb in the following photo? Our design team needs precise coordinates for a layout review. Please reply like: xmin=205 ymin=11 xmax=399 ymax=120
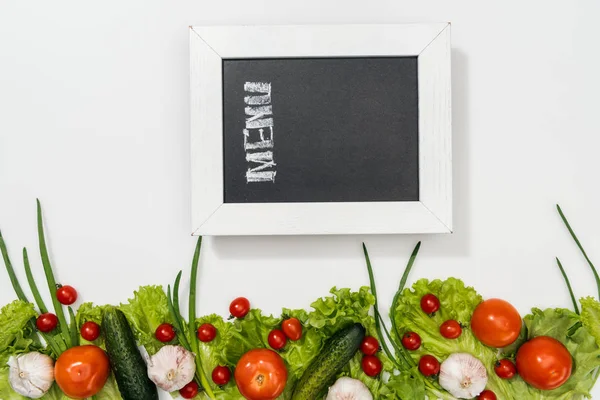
xmin=7 ymin=352 xmax=55 ymax=399
xmin=147 ymin=345 xmax=196 ymax=392
xmin=326 ymin=377 xmax=373 ymax=400
xmin=439 ymin=353 xmax=488 ymax=399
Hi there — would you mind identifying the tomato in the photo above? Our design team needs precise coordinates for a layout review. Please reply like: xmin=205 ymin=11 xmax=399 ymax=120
xmin=36 ymin=313 xmax=58 ymax=333
xmin=230 ymin=297 xmax=250 ymax=319
xmin=440 ymin=320 xmax=462 ymax=339
xmin=516 ymin=336 xmax=572 ymax=390
xmin=268 ymin=329 xmax=287 ymax=350
xmin=56 ymin=285 xmax=78 ymax=305
xmin=197 ymin=323 xmax=217 ymax=342
xmin=420 ymin=294 xmax=440 ymax=314
xmin=401 ymin=332 xmax=422 ymax=350
xmin=179 ymin=381 xmax=199 ymax=398
xmin=471 ymin=298 xmax=522 ymax=348
xmin=360 ymin=336 xmax=380 ymax=355
xmin=54 ymin=345 xmax=110 ymax=399
xmin=212 ymin=366 xmax=232 ymax=385
xmin=80 ymin=321 xmax=101 ymax=341
xmin=155 ymin=323 xmax=176 ymax=342
xmin=281 ymin=317 xmax=302 ymax=341
xmin=495 ymin=359 xmax=517 ymax=379
xmin=478 ymin=390 xmax=497 ymax=400
xmin=361 ymin=355 xmax=383 ymax=377
xmin=419 ymin=355 xmax=440 ymax=376
xmin=235 ymin=349 xmax=287 ymax=400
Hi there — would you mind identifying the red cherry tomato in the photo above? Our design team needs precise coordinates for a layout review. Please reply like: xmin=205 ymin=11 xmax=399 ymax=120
xmin=494 ymin=359 xmax=517 ymax=379
xmin=516 ymin=336 xmax=572 ymax=390
xmin=361 ymin=355 xmax=383 ymax=377
xmin=80 ymin=321 xmax=101 ymax=341
xmin=440 ymin=320 xmax=462 ymax=339
xmin=155 ymin=323 xmax=176 ymax=342
xmin=229 ymin=297 xmax=250 ymax=319
xmin=471 ymin=298 xmax=522 ymax=348
xmin=281 ymin=317 xmax=302 ymax=341
xmin=56 ymin=285 xmax=78 ymax=305
xmin=268 ymin=329 xmax=287 ymax=350
xmin=197 ymin=323 xmax=217 ymax=343
xmin=179 ymin=381 xmax=199 ymax=398
xmin=478 ymin=390 xmax=497 ymax=400
xmin=419 ymin=355 xmax=440 ymax=376
xmin=36 ymin=313 xmax=58 ymax=333
xmin=360 ymin=336 xmax=380 ymax=355
xmin=420 ymin=294 xmax=440 ymax=314
xmin=212 ymin=366 xmax=231 ymax=385
xmin=401 ymin=332 xmax=422 ymax=350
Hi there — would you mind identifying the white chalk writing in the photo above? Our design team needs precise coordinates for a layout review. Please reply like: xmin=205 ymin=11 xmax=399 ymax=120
xmin=244 ymin=82 xmax=276 ymax=183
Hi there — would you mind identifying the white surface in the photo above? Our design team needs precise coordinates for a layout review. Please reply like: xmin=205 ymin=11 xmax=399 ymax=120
xmin=191 ymin=23 xmax=452 ymax=235
xmin=1 ymin=1 xmax=600 ymax=398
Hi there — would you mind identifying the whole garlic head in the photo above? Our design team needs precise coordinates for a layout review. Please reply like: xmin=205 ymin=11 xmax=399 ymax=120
xmin=439 ymin=353 xmax=488 ymax=399
xmin=326 ymin=377 xmax=373 ymax=400
xmin=8 ymin=352 xmax=55 ymax=399
xmin=147 ymin=345 xmax=196 ymax=392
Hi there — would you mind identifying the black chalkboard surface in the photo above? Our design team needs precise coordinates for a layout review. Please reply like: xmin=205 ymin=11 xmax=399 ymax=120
xmin=222 ymin=57 xmax=419 ymax=204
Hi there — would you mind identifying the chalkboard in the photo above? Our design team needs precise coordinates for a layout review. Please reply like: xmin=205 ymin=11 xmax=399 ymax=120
xmin=222 ymin=57 xmax=419 ymax=204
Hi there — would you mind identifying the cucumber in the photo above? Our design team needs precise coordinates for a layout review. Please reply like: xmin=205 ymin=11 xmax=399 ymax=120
xmin=102 ymin=308 xmax=158 ymax=400
xmin=292 ymin=323 xmax=366 ymax=399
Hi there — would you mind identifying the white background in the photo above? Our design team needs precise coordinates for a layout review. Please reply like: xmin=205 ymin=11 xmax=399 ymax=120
xmin=1 ymin=1 xmax=600 ymax=398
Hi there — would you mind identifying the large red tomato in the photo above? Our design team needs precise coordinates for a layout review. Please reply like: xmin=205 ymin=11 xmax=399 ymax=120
xmin=234 ymin=349 xmax=287 ymax=400
xmin=471 ymin=298 xmax=522 ymax=348
xmin=516 ymin=336 xmax=572 ymax=390
xmin=55 ymin=345 xmax=110 ymax=399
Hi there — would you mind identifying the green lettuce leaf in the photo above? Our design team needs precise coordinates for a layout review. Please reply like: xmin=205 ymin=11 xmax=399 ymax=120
xmin=580 ymin=297 xmax=600 ymax=348
xmin=76 ymin=302 xmax=112 ymax=347
xmin=0 ymin=300 xmax=37 ymax=351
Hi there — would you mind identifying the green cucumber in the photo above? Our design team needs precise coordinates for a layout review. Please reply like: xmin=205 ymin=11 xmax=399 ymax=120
xmin=292 ymin=323 xmax=366 ymax=399
xmin=103 ymin=308 xmax=158 ymax=400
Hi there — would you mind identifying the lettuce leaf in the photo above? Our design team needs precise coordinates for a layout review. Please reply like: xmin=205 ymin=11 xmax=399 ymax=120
xmin=580 ymin=297 xmax=600 ymax=348
xmin=0 ymin=300 xmax=37 ymax=351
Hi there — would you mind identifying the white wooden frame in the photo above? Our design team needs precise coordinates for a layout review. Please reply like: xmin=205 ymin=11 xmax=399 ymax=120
xmin=190 ymin=24 xmax=452 ymax=236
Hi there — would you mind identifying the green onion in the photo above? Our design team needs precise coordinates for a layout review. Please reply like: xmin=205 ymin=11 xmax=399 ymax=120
xmin=23 ymin=247 xmax=49 ymax=314
xmin=37 ymin=199 xmax=71 ymax=348
xmin=68 ymin=307 xmax=79 ymax=347
xmin=390 ymin=242 xmax=421 ymax=343
xmin=556 ymin=258 xmax=580 ymax=314
xmin=0 ymin=231 xmax=29 ymax=302
xmin=166 ymin=284 xmax=191 ymax=351
xmin=557 ymin=204 xmax=600 ymax=299
xmin=173 ymin=270 xmax=183 ymax=319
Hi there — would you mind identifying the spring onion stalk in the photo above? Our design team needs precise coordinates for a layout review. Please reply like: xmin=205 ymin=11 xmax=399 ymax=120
xmin=390 ymin=242 xmax=421 ymax=343
xmin=23 ymin=248 xmax=49 ymax=314
xmin=37 ymin=199 xmax=72 ymax=348
xmin=557 ymin=204 xmax=600 ymax=299
xmin=0 ymin=231 xmax=29 ymax=302
xmin=173 ymin=270 xmax=183 ymax=319
xmin=188 ymin=237 xmax=215 ymax=399
xmin=166 ymin=285 xmax=191 ymax=351
xmin=68 ymin=307 xmax=79 ymax=347
xmin=555 ymin=258 xmax=580 ymax=314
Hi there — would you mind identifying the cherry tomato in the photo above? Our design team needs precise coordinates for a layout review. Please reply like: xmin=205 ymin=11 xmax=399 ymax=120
xmin=478 ymin=390 xmax=497 ymax=400
xmin=179 ymin=381 xmax=199 ymax=398
xmin=471 ymin=298 xmax=522 ymax=348
xmin=419 ymin=354 xmax=440 ymax=376
xmin=268 ymin=329 xmax=287 ymax=350
xmin=361 ymin=355 xmax=383 ymax=377
xmin=235 ymin=349 xmax=287 ymax=400
xmin=155 ymin=323 xmax=176 ymax=342
xmin=197 ymin=323 xmax=217 ymax=343
xmin=54 ymin=345 xmax=110 ymax=399
xmin=516 ymin=336 xmax=572 ymax=390
xmin=281 ymin=317 xmax=302 ymax=341
xmin=212 ymin=366 xmax=232 ymax=386
xmin=494 ymin=359 xmax=517 ymax=379
xmin=230 ymin=297 xmax=250 ymax=319
xmin=440 ymin=320 xmax=462 ymax=339
xmin=36 ymin=313 xmax=58 ymax=333
xmin=56 ymin=285 xmax=78 ymax=305
xmin=80 ymin=321 xmax=101 ymax=341
xmin=360 ymin=336 xmax=380 ymax=355
xmin=401 ymin=332 xmax=422 ymax=350
xmin=420 ymin=294 xmax=440 ymax=314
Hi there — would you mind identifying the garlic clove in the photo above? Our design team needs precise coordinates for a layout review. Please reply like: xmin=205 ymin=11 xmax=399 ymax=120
xmin=147 ymin=345 xmax=196 ymax=392
xmin=326 ymin=376 xmax=373 ymax=400
xmin=8 ymin=352 xmax=55 ymax=399
xmin=439 ymin=353 xmax=488 ymax=399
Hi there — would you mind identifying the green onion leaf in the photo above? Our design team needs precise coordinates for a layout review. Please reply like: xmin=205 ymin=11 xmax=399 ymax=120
xmin=0 ymin=231 xmax=29 ymax=302
xmin=23 ymin=247 xmax=49 ymax=314
xmin=556 ymin=257 xmax=580 ymax=314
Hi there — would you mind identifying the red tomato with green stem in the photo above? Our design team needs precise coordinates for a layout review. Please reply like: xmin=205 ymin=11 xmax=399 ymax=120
xmin=212 ymin=366 xmax=231 ymax=386
xmin=80 ymin=321 xmax=101 ymax=341
xmin=281 ymin=317 xmax=302 ymax=341
xmin=495 ymin=359 xmax=517 ymax=379
xmin=268 ymin=329 xmax=287 ymax=350
xmin=419 ymin=355 xmax=440 ymax=376
xmin=471 ymin=298 xmax=522 ymax=348
xmin=516 ymin=336 xmax=572 ymax=390
xmin=179 ymin=381 xmax=199 ymax=398
xmin=36 ymin=313 xmax=58 ymax=333
xmin=360 ymin=336 xmax=380 ymax=355
xmin=56 ymin=285 xmax=78 ymax=305
xmin=478 ymin=390 xmax=497 ymax=400
xmin=361 ymin=355 xmax=383 ymax=377
xmin=197 ymin=323 xmax=217 ymax=342
xmin=401 ymin=332 xmax=422 ymax=350
xmin=420 ymin=294 xmax=440 ymax=314
xmin=440 ymin=320 xmax=462 ymax=339
xmin=155 ymin=323 xmax=176 ymax=342
xmin=230 ymin=297 xmax=250 ymax=319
